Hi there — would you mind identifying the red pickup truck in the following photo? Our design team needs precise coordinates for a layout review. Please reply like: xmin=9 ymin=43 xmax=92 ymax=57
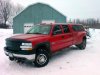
xmin=4 ymin=23 xmax=86 ymax=67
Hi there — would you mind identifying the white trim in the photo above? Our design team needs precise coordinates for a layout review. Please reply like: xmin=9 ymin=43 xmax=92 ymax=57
xmin=42 ymin=20 xmax=55 ymax=24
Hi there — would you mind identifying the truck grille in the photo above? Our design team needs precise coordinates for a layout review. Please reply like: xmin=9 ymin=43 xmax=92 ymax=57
xmin=6 ymin=38 xmax=29 ymax=51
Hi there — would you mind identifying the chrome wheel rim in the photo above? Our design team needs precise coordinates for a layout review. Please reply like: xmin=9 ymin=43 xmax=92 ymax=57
xmin=36 ymin=54 xmax=47 ymax=65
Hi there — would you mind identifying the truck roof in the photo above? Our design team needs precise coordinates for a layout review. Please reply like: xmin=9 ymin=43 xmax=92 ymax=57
xmin=39 ymin=23 xmax=83 ymax=26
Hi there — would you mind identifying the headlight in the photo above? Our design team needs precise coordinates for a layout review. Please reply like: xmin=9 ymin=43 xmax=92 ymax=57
xmin=22 ymin=43 xmax=32 ymax=46
xmin=20 ymin=43 xmax=32 ymax=50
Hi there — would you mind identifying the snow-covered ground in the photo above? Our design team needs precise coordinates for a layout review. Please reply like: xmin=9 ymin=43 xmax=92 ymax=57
xmin=0 ymin=28 xmax=100 ymax=75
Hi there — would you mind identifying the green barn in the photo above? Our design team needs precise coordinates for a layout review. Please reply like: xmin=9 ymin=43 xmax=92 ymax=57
xmin=13 ymin=3 xmax=66 ymax=33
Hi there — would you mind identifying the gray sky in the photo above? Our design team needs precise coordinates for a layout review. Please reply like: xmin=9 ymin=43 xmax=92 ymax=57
xmin=11 ymin=0 xmax=100 ymax=19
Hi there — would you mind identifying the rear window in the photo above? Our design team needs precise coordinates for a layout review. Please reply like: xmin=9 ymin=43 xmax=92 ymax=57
xmin=72 ymin=25 xmax=84 ymax=31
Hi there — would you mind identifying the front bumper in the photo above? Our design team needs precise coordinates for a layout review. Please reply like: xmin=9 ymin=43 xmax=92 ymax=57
xmin=4 ymin=47 xmax=36 ymax=60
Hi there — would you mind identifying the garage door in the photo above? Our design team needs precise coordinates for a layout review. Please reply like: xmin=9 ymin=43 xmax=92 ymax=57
xmin=24 ymin=23 xmax=34 ymax=33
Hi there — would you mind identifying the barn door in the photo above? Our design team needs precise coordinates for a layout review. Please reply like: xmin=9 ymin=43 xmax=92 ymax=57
xmin=24 ymin=23 xmax=34 ymax=33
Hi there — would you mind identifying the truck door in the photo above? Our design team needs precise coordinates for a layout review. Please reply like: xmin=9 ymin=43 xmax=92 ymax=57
xmin=50 ymin=25 xmax=64 ymax=52
xmin=61 ymin=25 xmax=73 ymax=47
xmin=72 ymin=25 xmax=82 ymax=44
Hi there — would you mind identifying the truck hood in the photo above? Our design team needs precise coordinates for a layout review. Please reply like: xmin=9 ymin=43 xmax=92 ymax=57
xmin=10 ymin=34 xmax=48 ymax=40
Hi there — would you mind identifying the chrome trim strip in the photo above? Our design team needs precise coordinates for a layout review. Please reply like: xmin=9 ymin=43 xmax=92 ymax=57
xmin=5 ymin=51 xmax=35 ymax=60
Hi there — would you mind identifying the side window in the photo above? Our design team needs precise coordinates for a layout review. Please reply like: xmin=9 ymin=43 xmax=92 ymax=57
xmin=72 ymin=25 xmax=78 ymax=31
xmin=53 ymin=25 xmax=62 ymax=35
xmin=62 ymin=25 xmax=70 ymax=33
xmin=72 ymin=25 xmax=84 ymax=31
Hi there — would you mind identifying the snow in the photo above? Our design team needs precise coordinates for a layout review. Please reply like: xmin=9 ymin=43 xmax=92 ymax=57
xmin=0 ymin=28 xmax=100 ymax=75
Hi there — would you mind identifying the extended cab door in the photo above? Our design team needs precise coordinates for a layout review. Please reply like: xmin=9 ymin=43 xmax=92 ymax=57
xmin=61 ymin=25 xmax=73 ymax=47
xmin=50 ymin=25 xmax=65 ymax=52
xmin=72 ymin=25 xmax=85 ymax=44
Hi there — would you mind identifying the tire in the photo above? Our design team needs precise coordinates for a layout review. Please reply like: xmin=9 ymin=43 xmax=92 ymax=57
xmin=76 ymin=38 xmax=86 ymax=50
xmin=9 ymin=57 xmax=14 ymax=61
xmin=34 ymin=49 xmax=49 ymax=67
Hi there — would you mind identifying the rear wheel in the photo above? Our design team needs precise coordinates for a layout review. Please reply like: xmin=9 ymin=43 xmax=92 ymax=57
xmin=76 ymin=38 xmax=86 ymax=50
xmin=34 ymin=49 xmax=49 ymax=67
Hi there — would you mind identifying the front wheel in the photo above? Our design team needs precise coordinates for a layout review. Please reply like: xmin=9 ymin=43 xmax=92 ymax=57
xmin=34 ymin=49 xmax=49 ymax=67
xmin=9 ymin=57 xmax=14 ymax=61
xmin=76 ymin=38 xmax=86 ymax=50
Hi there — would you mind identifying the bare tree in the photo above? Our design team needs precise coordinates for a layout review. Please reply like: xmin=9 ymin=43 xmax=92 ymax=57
xmin=8 ymin=4 xmax=24 ymax=26
xmin=68 ymin=18 xmax=100 ymax=29
xmin=0 ymin=0 xmax=12 ymax=25
xmin=14 ymin=4 xmax=24 ymax=15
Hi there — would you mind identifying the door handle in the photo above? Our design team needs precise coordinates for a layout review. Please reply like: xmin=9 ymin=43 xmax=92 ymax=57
xmin=62 ymin=36 xmax=64 ymax=38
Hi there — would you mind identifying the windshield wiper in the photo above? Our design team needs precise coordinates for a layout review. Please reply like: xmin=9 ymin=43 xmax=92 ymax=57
xmin=27 ymin=32 xmax=42 ymax=34
xmin=26 ymin=33 xmax=31 ymax=34
xmin=33 ymin=32 xmax=42 ymax=34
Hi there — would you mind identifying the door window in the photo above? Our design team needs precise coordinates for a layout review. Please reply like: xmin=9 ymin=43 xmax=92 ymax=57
xmin=72 ymin=25 xmax=84 ymax=31
xmin=62 ymin=25 xmax=70 ymax=33
xmin=53 ymin=25 xmax=62 ymax=35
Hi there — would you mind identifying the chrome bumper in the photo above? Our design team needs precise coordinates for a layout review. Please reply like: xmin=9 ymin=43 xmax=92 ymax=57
xmin=5 ymin=51 xmax=36 ymax=60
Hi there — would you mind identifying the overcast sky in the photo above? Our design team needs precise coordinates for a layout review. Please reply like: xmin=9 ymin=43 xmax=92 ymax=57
xmin=11 ymin=0 xmax=100 ymax=19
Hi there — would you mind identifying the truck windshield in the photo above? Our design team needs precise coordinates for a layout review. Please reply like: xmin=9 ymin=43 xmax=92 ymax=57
xmin=27 ymin=25 xmax=51 ymax=35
